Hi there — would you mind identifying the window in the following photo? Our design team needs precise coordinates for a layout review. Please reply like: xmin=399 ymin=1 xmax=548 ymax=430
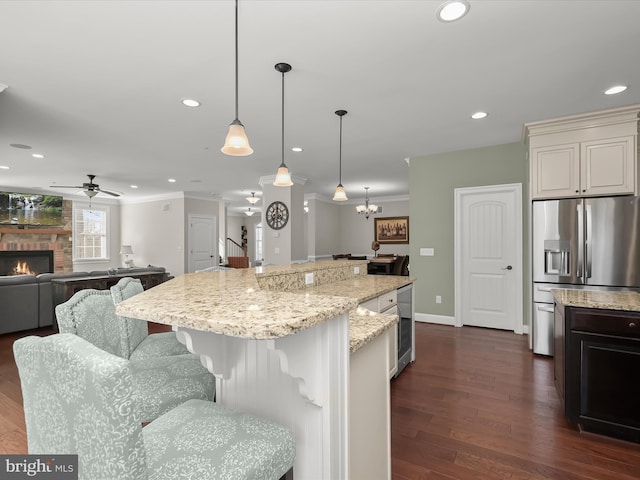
xmin=73 ymin=206 xmax=109 ymax=261
xmin=255 ymin=223 xmax=263 ymax=262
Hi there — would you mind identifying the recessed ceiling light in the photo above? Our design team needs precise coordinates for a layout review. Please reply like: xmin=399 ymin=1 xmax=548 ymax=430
xmin=32 ymin=153 xmax=45 ymax=159
xmin=130 ymin=185 xmax=138 ymax=189
xmin=181 ymin=98 xmax=201 ymax=107
xmin=292 ymin=147 xmax=303 ymax=152
xmin=9 ymin=143 xmax=31 ymax=149
xmin=168 ymin=178 xmax=176 ymax=183
xmin=437 ymin=0 xmax=470 ymax=22
xmin=604 ymin=85 xmax=627 ymax=95
xmin=0 ymin=165 xmax=10 ymax=170
xmin=471 ymin=111 xmax=488 ymax=120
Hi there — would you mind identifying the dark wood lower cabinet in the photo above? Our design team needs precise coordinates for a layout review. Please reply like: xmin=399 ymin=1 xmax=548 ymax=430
xmin=562 ymin=306 xmax=640 ymax=443
xmin=51 ymin=272 xmax=168 ymax=308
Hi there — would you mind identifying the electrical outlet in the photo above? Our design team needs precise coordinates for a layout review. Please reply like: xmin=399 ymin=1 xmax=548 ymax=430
xmin=305 ymin=272 xmax=314 ymax=285
xmin=436 ymin=295 xmax=442 ymax=304
xmin=354 ymin=266 xmax=360 ymax=275
xmin=420 ymin=248 xmax=435 ymax=256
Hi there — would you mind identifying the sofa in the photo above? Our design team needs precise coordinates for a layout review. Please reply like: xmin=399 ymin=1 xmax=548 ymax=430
xmin=0 ymin=267 xmax=170 ymax=335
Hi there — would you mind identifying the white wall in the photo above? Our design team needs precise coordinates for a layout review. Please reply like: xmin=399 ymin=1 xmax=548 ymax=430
xmin=306 ymin=197 xmax=341 ymax=259
xmin=184 ymin=196 xmax=220 ymax=266
xmin=120 ymin=195 xmax=185 ymax=276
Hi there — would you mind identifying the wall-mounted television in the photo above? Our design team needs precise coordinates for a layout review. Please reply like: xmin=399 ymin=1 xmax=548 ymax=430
xmin=0 ymin=192 xmax=64 ymax=226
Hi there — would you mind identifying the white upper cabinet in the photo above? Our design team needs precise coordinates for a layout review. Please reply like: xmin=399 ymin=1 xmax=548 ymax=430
xmin=525 ymin=105 xmax=640 ymax=200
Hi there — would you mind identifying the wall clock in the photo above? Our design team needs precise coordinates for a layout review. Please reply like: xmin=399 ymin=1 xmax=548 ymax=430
xmin=266 ymin=201 xmax=289 ymax=230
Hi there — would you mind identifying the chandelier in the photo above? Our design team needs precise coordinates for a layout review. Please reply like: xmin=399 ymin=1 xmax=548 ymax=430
xmin=356 ymin=187 xmax=378 ymax=220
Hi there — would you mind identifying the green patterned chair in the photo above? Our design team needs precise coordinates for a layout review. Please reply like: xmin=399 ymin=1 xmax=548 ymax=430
xmin=55 ymin=288 xmax=214 ymax=423
xmin=14 ymin=334 xmax=295 ymax=480
xmin=108 ymin=277 xmax=190 ymax=361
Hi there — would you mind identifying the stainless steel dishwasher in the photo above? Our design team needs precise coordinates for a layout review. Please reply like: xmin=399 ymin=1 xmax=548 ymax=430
xmin=396 ymin=284 xmax=413 ymax=376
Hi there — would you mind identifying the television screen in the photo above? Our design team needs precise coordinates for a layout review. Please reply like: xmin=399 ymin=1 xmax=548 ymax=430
xmin=0 ymin=192 xmax=64 ymax=226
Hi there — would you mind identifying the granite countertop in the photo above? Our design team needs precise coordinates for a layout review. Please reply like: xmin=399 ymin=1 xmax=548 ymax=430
xmin=116 ymin=261 xmax=413 ymax=352
xmin=300 ymin=275 xmax=415 ymax=304
xmin=552 ymin=289 xmax=640 ymax=312
xmin=116 ymin=269 xmax=357 ymax=340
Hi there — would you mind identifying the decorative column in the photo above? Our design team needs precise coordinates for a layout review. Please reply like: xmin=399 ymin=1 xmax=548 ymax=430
xmin=259 ymin=175 xmax=307 ymax=265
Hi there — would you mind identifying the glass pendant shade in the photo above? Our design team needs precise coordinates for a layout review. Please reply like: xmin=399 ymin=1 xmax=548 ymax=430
xmin=274 ymin=163 xmax=293 ymax=186
xmin=245 ymin=207 xmax=255 ymax=216
xmin=246 ymin=192 xmax=259 ymax=204
xmin=222 ymin=121 xmax=253 ymax=156
xmin=333 ymin=184 xmax=348 ymax=201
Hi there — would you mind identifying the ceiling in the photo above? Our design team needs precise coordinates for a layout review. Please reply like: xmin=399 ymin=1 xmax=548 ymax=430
xmin=1 ymin=0 xmax=639 ymax=215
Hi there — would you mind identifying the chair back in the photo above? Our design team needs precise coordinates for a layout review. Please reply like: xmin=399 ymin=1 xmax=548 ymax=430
xmin=56 ymin=289 xmax=132 ymax=359
xmin=110 ymin=277 xmax=148 ymax=357
xmin=393 ymin=255 xmax=410 ymax=276
xmin=13 ymin=334 xmax=147 ymax=479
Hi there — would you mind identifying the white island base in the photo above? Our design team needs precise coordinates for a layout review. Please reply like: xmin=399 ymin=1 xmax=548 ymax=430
xmin=175 ymin=311 xmax=391 ymax=480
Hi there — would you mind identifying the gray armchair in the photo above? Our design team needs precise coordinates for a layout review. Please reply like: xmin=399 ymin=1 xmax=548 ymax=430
xmin=14 ymin=333 xmax=295 ymax=480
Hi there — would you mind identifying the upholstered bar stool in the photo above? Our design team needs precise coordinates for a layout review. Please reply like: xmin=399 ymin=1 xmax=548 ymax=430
xmin=55 ymin=288 xmax=214 ymax=422
xmin=14 ymin=334 xmax=295 ymax=480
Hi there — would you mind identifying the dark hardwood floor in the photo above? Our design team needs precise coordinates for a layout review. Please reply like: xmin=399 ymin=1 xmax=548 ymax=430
xmin=2 ymin=322 xmax=639 ymax=479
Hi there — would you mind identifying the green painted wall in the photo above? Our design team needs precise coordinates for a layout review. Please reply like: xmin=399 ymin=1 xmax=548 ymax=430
xmin=409 ymin=142 xmax=529 ymax=323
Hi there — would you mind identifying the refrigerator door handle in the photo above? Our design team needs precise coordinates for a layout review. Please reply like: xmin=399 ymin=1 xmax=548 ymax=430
xmin=537 ymin=305 xmax=555 ymax=313
xmin=585 ymin=204 xmax=592 ymax=279
xmin=577 ymin=204 xmax=584 ymax=279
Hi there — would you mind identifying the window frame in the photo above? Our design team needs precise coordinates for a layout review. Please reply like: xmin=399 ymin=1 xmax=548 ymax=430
xmin=72 ymin=203 xmax=111 ymax=263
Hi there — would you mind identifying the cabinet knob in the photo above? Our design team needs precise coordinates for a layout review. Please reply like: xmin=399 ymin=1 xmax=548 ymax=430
xmin=575 ymin=190 xmax=579 ymax=193
xmin=629 ymin=322 xmax=637 ymax=328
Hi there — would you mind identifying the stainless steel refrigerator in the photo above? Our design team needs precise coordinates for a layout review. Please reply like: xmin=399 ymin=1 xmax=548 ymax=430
xmin=532 ymin=196 xmax=640 ymax=355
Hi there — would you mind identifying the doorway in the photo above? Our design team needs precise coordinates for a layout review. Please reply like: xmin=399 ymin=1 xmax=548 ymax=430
xmin=187 ymin=214 xmax=217 ymax=273
xmin=454 ymin=184 xmax=522 ymax=333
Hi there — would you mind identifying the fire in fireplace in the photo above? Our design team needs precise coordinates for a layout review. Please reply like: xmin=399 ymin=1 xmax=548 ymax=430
xmin=0 ymin=250 xmax=54 ymax=276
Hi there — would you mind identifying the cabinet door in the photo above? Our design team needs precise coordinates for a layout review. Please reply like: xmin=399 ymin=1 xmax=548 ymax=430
xmin=580 ymin=135 xmax=636 ymax=196
xmin=531 ymin=143 xmax=580 ymax=199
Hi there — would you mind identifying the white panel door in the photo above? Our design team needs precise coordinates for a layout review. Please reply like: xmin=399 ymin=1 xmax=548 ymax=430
xmin=188 ymin=215 xmax=217 ymax=273
xmin=455 ymin=184 xmax=522 ymax=332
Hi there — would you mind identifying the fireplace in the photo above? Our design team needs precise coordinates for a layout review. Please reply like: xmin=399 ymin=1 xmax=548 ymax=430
xmin=0 ymin=250 xmax=54 ymax=276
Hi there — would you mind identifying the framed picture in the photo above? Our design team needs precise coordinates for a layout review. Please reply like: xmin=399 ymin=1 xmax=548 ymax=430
xmin=374 ymin=216 xmax=409 ymax=244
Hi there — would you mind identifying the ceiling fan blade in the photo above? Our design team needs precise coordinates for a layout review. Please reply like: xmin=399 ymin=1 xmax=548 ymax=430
xmin=49 ymin=185 xmax=84 ymax=189
xmin=96 ymin=187 xmax=120 ymax=197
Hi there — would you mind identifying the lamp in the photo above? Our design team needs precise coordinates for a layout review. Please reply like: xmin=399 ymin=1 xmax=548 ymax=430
xmin=119 ymin=245 xmax=134 ymax=267
xmin=221 ymin=0 xmax=253 ymax=156
xmin=332 ymin=110 xmax=348 ymax=201
xmin=246 ymin=191 xmax=259 ymax=204
xmin=356 ymin=187 xmax=378 ymax=220
xmin=245 ymin=207 xmax=255 ymax=216
xmin=273 ymin=62 xmax=293 ymax=187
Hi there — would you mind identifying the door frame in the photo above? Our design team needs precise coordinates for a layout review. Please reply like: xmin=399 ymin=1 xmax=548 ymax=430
xmin=454 ymin=183 xmax=523 ymax=333
xmin=187 ymin=214 xmax=217 ymax=273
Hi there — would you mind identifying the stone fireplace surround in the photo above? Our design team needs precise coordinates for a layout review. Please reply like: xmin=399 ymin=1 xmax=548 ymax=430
xmin=0 ymin=229 xmax=72 ymax=273
xmin=0 ymin=199 xmax=72 ymax=273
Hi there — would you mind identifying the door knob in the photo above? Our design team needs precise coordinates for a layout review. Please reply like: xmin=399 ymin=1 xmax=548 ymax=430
xmin=502 ymin=265 xmax=513 ymax=270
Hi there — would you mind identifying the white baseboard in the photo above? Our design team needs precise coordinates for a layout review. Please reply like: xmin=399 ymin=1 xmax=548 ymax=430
xmin=416 ymin=312 xmax=531 ymax=334
xmin=415 ymin=312 xmax=456 ymax=326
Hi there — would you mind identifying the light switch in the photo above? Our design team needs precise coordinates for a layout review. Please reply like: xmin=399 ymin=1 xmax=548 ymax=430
xmin=274 ymin=247 xmax=280 ymax=254
xmin=420 ymin=247 xmax=434 ymax=256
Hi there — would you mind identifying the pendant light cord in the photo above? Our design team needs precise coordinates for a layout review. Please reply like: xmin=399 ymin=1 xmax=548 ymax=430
xmin=339 ymin=114 xmax=343 ymax=184
xmin=234 ymin=0 xmax=239 ymax=121
xmin=281 ymin=69 xmax=285 ymax=166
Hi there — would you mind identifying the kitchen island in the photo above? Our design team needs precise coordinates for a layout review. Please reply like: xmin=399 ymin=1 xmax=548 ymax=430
xmin=552 ymin=289 xmax=640 ymax=443
xmin=116 ymin=260 xmax=415 ymax=479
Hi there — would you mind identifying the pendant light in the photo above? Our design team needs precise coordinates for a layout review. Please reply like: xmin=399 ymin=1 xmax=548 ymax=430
xmin=332 ymin=109 xmax=348 ymax=201
xmin=273 ymin=62 xmax=293 ymax=187
xmin=246 ymin=191 xmax=259 ymax=204
xmin=221 ymin=0 xmax=253 ymax=156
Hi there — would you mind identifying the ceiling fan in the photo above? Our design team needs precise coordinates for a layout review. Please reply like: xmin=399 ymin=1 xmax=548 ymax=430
xmin=50 ymin=174 xmax=120 ymax=198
